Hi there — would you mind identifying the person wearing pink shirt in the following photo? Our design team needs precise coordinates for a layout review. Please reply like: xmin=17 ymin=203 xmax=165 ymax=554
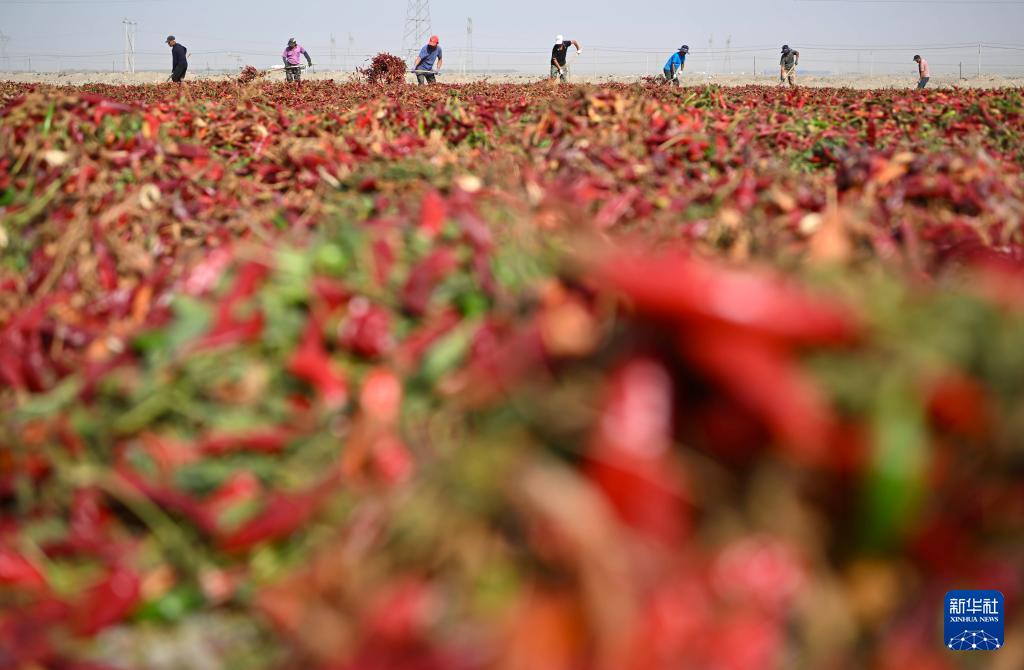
xmin=914 ymin=55 xmax=930 ymax=89
xmin=283 ymin=38 xmax=313 ymax=83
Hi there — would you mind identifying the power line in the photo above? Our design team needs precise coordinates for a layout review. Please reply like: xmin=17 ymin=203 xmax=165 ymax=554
xmin=795 ymin=0 xmax=1024 ymax=4
xmin=0 ymin=1 xmax=167 ymax=4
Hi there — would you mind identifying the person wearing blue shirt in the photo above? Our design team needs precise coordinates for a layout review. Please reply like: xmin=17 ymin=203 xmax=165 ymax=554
xmin=663 ymin=45 xmax=689 ymax=86
xmin=414 ymin=35 xmax=443 ymax=85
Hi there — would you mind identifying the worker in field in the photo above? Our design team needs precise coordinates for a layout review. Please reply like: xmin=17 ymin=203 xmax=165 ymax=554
xmin=283 ymin=38 xmax=313 ymax=82
xmin=663 ymin=45 xmax=689 ymax=86
xmin=914 ymin=54 xmax=930 ymax=89
xmin=551 ymin=35 xmax=582 ymax=82
xmin=413 ymin=35 xmax=443 ymax=85
xmin=780 ymin=45 xmax=800 ymax=87
xmin=166 ymin=36 xmax=188 ymax=82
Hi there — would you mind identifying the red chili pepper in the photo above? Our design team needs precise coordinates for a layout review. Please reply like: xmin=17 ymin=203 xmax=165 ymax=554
xmin=679 ymin=325 xmax=836 ymax=466
xmin=195 ymin=261 xmax=269 ymax=350
xmin=67 ymin=487 xmax=112 ymax=553
xmin=419 ymin=190 xmax=447 ymax=237
xmin=710 ymin=537 xmax=805 ymax=613
xmin=360 ymin=369 xmax=403 ymax=425
xmin=0 ymin=548 xmax=48 ymax=590
xmin=394 ymin=309 xmax=462 ymax=370
xmin=926 ymin=371 xmax=991 ymax=440
xmin=372 ymin=238 xmax=395 ymax=287
xmin=94 ymin=241 xmax=118 ymax=291
xmin=600 ymin=251 xmax=861 ymax=347
xmin=584 ymin=357 xmax=689 ymax=545
xmin=371 ymin=433 xmax=415 ymax=485
xmin=311 ymin=276 xmax=351 ymax=312
xmin=0 ymin=598 xmax=70 ymax=666
xmin=216 ymin=474 xmax=340 ymax=553
xmin=463 ymin=320 xmax=547 ymax=403
xmin=71 ymin=564 xmax=141 ymax=636
xmin=338 ymin=298 xmax=394 ymax=359
xmin=203 ymin=471 xmax=263 ymax=528
xmin=288 ymin=317 xmax=349 ymax=409
xmin=197 ymin=427 xmax=295 ymax=457
xmin=401 ymin=248 xmax=459 ymax=317
xmin=117 ymin=469 xmax=217 ymax=534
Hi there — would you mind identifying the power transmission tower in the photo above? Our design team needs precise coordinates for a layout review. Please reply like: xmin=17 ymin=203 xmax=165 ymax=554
xmin=402 ymin=0 xmax=431 ymax=60
xmin=464 ymin=17 xmax=473 ymax=75
xmin=0 ymin=31 xmax=10 ymax=70
xmin=122 ymin=19 xmax=137 ymax=73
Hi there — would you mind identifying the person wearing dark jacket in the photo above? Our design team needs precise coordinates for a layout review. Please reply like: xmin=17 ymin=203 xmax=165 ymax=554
xmin=166 ymin=36 xmax=188 ymax=82
xmin=779 ymin=44 xmax=799 ymax=87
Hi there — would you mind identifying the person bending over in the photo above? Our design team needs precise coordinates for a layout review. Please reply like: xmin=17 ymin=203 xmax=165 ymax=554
xmin=551 ymin=35 xmax=581 ymax=82
xmin=780 ymin=45 xmax=800 ymax=87
xmin=663 ymin=45 xmax=689 ymax=86
xmin=414 ymin=36 xmax=443 ymax=85
xmin=283 ymin=38 xmax=313 ymax=82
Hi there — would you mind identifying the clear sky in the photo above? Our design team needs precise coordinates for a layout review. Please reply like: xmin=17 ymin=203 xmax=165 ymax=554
xmin=1 ymin=0 xmax=1023 ymax=75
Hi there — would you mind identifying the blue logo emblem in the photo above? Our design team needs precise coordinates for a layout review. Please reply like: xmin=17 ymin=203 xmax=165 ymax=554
xmin=944 ymin=590 xmax=1004 ymax=651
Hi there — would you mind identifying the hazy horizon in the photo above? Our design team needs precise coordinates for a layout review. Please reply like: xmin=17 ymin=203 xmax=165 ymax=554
xmin=1 ymin=0 xmax=1023 ymax=76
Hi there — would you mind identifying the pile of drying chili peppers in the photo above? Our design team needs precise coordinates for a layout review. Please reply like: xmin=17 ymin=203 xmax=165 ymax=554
xmin=359 ymin=53 xmax=409 ymax=86
xmin=237 ymin=66 xmax=269 ymax=86
xmin=1 ymin=80 xmax=1022 ymax=668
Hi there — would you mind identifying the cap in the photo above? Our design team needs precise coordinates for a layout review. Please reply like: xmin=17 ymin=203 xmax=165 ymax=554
xmin=781 ymin=44 xmax=790 ymax=52
xmin=166 ymin=35 xmax=176 ymax=43
xmin=913 ymin=54 xmax=921 ymax=61
xmin=428 ymin=35 xmax=439 ymax=46
xmin=556 ymin=35 xmax=564 ymax=44
xmin=288 ymin=37 xmax=297 ymax=45
xmin=680 ymin=45 xmax=689 ymax=52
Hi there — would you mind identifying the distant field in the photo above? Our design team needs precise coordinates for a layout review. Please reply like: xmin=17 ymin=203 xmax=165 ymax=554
xmin=2 ymin=81 xmax=1022 ymax=668
xmin=3 ymin=69 xmax=1024 ymax=89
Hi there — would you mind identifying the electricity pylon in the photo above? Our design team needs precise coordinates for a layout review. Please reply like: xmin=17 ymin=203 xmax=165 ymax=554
xmin=402 ymin=0 xmax=431 ymax=60
xmin=122 ymin=19 xmax=138 ymax=73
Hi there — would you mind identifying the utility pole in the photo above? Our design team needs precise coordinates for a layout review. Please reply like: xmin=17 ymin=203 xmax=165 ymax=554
xmin=725 ymin=35 xmax=732 ymax=73
xmin=707 ymin=35 xmax=713 ymax=74
xmin=348 ymin=32 xmax=354 ymax=71
xmin=0 ymin=31 xmax=10 ymax=71
xmin=402 ymin=0 xmax=431 ymax=61
xmin=330 ymin=34 xmax=337 ymax=68
xmin=464 ymin=17 xmax=473 ymax=75
xmin=977 ymin=43 xmax=982 ymax=77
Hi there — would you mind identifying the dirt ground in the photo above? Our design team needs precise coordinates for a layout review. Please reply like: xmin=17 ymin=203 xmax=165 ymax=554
xmin=2 ymin=70 xmax=1022 ymax=90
